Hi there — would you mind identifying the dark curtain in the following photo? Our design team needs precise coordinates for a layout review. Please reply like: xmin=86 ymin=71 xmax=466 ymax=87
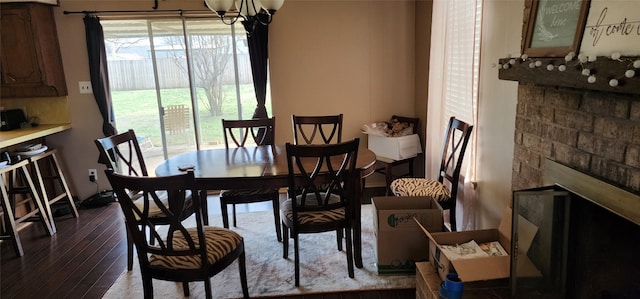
xmin=84 ymin=15 xmax=116 ymax=137
xmin=243 ymin=22 xmax=271 ymax=144
xmin=244 ymin=22 xmax=270 ymax=120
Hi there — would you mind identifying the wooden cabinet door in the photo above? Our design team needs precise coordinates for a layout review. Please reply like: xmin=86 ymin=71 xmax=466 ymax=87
xmin=0 ymin=3 xmax=67 ymax=98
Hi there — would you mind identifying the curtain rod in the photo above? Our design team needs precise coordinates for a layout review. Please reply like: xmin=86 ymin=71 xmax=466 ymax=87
xmin=63 ymin=9 xmax=212 ymax=15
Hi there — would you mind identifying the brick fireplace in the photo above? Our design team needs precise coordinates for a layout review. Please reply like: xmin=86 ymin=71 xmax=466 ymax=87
xmin=511 ymin=84 xmax=639 ymax=194
xmin=510 ymin=84 xmax=640 ymax=298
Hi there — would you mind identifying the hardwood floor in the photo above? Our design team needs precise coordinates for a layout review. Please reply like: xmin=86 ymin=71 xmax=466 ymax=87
xmin=1 ymin=192 xmax=415 ymax=299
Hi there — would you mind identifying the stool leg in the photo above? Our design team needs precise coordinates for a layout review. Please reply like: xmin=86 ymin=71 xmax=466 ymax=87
xmin=31 ymin=160 xmax=57 ymax=233
xmin=20 ymin=164 xmax=55 ymax=236
xmin=0 ymin=175 xmax=24 ymax=257
xmin=50 ymin=153 xmax=79 ymax=218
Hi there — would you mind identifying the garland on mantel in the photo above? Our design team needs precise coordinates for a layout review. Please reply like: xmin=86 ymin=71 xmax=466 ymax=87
xmin=498 ymin=53 xmax=640 ymax=95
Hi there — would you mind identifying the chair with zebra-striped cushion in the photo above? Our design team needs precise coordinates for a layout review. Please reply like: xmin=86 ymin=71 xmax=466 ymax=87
xmin=390 ymin=116 xmax=473 ymax=232
xmin=105 ymin=169 xmax=248 ymax=299
xmin=281 ymin=138 xmax=360 ymax=286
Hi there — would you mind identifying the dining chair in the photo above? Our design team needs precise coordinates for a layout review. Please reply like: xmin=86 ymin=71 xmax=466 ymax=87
xmin=371 ymin=115 xmax=421 ymax=195
xmin=95 ymin=129 xmax=198 ymax=270
xmin=282 ymin=138 xmax=360 ymax=286
xmin=292 ymin=114 xmax=343 ymax=145
xmin=220 ymin=118 xmax=282 ymax=242
xmin=104 ymin=169 xmax=249 ymax=299
xmin=389 ymin=116 xmax=473 ymax=232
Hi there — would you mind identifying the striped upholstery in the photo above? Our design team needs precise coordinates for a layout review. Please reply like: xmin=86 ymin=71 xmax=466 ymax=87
xmin=220 ymin=188 xmax=275 ymax=197
xmin=390 ymin=178 xmax=451 ymax=202
xmin=281 ymin=194 xmax=345 ymax=225
xmin=149 ymin=227 xmax=243 ymax=270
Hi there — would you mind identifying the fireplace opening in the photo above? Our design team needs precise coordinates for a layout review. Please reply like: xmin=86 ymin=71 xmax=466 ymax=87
xmin=510 ymin=160 xmax=640 ymax=298
xmin=566 ymin=193 xmax=640 ymax=299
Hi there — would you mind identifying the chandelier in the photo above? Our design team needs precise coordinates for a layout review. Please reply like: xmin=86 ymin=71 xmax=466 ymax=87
xmin=205 ymin=0 xmax=284 ymax=33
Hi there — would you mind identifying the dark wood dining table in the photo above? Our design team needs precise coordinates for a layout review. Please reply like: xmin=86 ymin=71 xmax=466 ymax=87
xmin=154 ymin=144 xmax=377 ymax=268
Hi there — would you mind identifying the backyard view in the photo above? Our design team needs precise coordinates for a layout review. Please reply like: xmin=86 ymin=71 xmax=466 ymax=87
xmin=102 ymin=18 xmax=272 ymax=171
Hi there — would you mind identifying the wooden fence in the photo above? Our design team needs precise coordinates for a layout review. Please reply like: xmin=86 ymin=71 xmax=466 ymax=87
xmin=108 ymin=56 xmax=253 ymax=91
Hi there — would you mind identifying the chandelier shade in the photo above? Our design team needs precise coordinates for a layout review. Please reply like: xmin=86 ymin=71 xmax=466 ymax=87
xmin=205 ymin=0 xmax=284 ymax=33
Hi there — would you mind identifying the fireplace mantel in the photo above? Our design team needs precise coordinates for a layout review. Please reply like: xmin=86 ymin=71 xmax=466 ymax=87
xmin=498 ymin=56 xmax=640 ymax=95
xmin=543 ymin=159 xmax=640 ymax=226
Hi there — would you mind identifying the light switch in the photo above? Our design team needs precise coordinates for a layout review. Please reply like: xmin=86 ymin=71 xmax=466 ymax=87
xmin=79 ymin=81 xmax=93 ymax=94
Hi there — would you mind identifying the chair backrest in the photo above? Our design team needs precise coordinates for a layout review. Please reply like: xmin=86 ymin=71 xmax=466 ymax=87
xmin=94 ymin=129 xmax=148 ymax=177
xmin=390 ymin=115 xmax=419 ymax=134
xmin=438 ymin=116 xmax=473 ymax=205
xmin=163 ymin=104 xmax=191 ymax=135
xmin=104 ymin=169 xmax=207 ymax=269
xmin=285 ymin=138 xmax=360 ymax=218
xmin=292 ymin=114 xmax=343 ymax=145
xmin=222 ymin=118 xmax=276 ymax=148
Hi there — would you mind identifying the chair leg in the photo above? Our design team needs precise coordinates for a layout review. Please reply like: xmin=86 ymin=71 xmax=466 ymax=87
xmin=232 ymin=204 xmax=237 ymax=227
xmin=336 ymin=228 xmax=343 ymax=251
xmin=204 ymin=279 xmax=212 ymax=299
xmin=346 ymin=227 xmax=354 ymax=278
xmin=201 ymin=191 xmax=209 ymax=225
xmin=183 ymin=282 xmax=190 ymax=297
xmin=220 ymin=201 xmax=230 ymax=228
xmin=239 ymin=250 xmax=249 ymax=299
xmin=282 ymin=223 xmax=289 ymax=258
xmin=141 ymin=273 xmax=154 ymax=299
xmin=294 ymin=233 xmax=300 ymax=287
xmin=272 ymin=194 xmax=282 ymax=242
xmin=126 ymin=222 xmax=134 ymax=271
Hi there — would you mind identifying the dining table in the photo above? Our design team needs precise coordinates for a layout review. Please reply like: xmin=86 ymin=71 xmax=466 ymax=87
xmin=154 ymin=144 xmax=377 ymax=268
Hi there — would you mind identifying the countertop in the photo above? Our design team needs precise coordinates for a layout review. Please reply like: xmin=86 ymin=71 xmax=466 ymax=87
xmin=0 ymin=123 xmax=72 ymax=149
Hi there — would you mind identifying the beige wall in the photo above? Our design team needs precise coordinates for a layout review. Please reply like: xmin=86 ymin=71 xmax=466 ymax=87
xmin=47 ymin=0 xmax=521 ymax=231
xmin=475 ymin=0 xmax=522 ymax=229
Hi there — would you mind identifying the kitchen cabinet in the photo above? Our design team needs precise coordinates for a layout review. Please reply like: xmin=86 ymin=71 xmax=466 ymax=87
xmin=1 ymin=3 xmax=67 ymax=98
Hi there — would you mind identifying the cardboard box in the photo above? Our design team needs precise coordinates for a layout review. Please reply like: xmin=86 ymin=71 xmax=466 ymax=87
xmin=416 ymin=208 xmax=541 ymax=282
xmin=372 ymin=196 xmax=443 ymax=274
xmin=368 ymin=134 xmax=422 ymax=160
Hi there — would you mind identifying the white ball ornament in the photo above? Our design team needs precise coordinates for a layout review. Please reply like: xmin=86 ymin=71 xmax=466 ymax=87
xmin=529 ymin=62 xmax=536 ymax=68
xmin=558 ymin=65 xmax=567 ymax=72
xmin=611 ymin=52 xmax=621 ymax=60
xmin=546 ymin=64 xmax=555 ymax=71
xmin=521 ymin=54 xmax=529 ymax=61
xmin=625 ymin=70 xmax=635 ymax=78
xmin=509 ymin=59 xmax=516 ymax=65
xmin=535 ymin=60 xmax=542 ymax=67
xmin=582 ymin=69 xmax=591 ymax=76
xmin=587 ymin=75 xmax=596 ymax=83
xmin=588 ymin=56 xmax=597 ymax=62
xmin=609 ymin=79 xmax=619 ymax=87
xmin=634 ymin=60 xmax=640 ymax=69
xmin=502 ymin=63 xmax=510 ymax=69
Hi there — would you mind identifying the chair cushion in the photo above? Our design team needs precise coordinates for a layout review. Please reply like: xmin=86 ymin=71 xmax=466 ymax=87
xmin=281 ymin=194 xmax=345 ymax=225
xmin=220 ymin=188 xmax=278 ymax=198
xmin=149 ymin=227 xmax=242 ymax=270
xmin=390 ymin=178 xmax=451 ymax=202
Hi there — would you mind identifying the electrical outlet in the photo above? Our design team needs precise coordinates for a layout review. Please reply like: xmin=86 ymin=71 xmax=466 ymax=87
xmin=89 ymin=169 xmax=97 ymax=182
xmin=79 ymin=81 xmax=93 ymax=94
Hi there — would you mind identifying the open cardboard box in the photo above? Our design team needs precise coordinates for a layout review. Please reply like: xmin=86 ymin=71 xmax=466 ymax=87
xmin=372 ymin=196 xmax=443 ymax=274
xmin=416 ymin=208 xmax=542 ymax=282
xmin=368 ymin=134 xmax=422 ymax=160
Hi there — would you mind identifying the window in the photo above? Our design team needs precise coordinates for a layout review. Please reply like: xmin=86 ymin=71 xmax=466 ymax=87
xmin=427 ymin=0 xmax=482 ymax=230
xmin=101 ymin=17 xmax=271 ymax=169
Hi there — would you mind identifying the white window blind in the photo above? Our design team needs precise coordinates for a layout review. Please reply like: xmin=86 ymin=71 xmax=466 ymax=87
xmin=443 ymin=0 xmax=482 ymax=126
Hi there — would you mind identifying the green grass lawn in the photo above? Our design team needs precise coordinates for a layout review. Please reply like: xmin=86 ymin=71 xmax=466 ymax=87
xmin=111 ymin=85 xmax=271 ymax=146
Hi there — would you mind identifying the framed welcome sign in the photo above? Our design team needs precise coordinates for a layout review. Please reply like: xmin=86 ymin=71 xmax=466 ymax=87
xmin=523 ymin=0 xmax=591 ymax=57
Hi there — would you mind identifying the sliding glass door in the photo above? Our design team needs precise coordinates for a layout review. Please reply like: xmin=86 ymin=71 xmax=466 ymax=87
xmin=101 ymin=17 xmax=268 ymax=171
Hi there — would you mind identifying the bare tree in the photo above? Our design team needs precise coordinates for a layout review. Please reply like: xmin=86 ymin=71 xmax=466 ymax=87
xmin=165 ymin=34 xmax=232 ymax=116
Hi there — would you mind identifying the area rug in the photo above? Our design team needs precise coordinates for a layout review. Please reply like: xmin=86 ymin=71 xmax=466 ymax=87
xmin=102 ymin=205 xmax=416 ymax=299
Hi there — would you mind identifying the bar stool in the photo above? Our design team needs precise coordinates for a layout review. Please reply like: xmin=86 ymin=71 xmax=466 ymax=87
xmin=0 ymin=159 xmax=54 ymax=257
xmin=28 ymin=148 xmax=79 ymax=233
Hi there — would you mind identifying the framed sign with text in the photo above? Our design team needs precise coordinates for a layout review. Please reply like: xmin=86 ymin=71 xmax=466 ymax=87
xmin=580 ymin=0 xmax=640 ymax=56
xmin=523 ymin=0 xmax=591 ymax=57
